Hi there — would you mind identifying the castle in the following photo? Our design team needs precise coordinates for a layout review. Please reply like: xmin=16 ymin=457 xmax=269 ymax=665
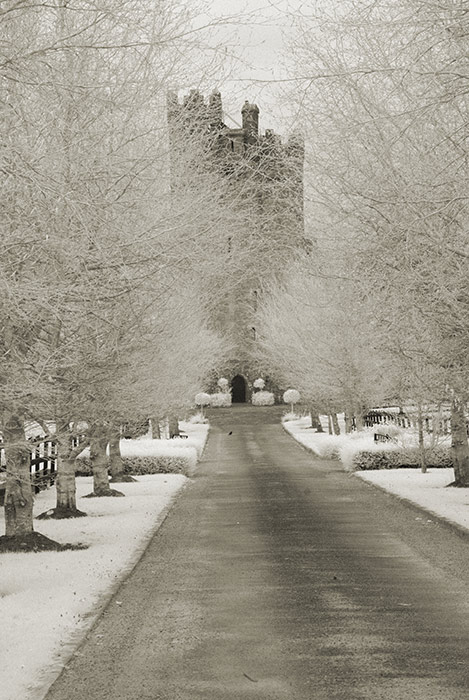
xmin=167 ymin=90 xmax=305 ymax=402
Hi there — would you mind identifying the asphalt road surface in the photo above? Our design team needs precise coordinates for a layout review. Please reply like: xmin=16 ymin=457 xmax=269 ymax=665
xmin=45 ymin=406 xmax=469 ymax=700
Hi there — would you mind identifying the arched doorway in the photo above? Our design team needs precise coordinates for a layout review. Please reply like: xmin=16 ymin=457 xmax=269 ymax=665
xmin=231 ymin=375 xmax=247 ymax=403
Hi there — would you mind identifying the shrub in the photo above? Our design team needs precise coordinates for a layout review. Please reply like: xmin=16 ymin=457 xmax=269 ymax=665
xmin=217 ymin=377 xmax=229 ymax=390
xmin=253 ymin=378 xmax=265 ymax=390
xmin=195 ymin=392 xmax=211 ymax=407
xmin=352 ymin=445 xmax=452 ymax=471
xmin=209 ymin=392 xmax=232 ymax=407
xmin=252 ymin=390 xmax=275 ymax=406
xmin=122 ymin=455 xmax=194 ymax=475
xmin=76 ymin=453 xmax=195 ymax=476
xmin=283 ymin=389 xmax=300 ymax=409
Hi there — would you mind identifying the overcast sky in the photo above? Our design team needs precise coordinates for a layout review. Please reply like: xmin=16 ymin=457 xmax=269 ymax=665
xmin=194 ymin=0 xmax=304 ymax=136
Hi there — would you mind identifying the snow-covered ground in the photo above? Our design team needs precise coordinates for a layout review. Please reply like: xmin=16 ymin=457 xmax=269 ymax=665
xmin=0 ymin=476 xmax=187 ymax=700
xmin=356 ymin=468 xmax=469 ymax=531
xmin=283 ymin=416 xmax=469 ymax=533
xmin=0 ymin=420 xmax=209 ymax=700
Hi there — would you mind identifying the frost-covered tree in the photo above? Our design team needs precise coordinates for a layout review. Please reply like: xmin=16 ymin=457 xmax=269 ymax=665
xmin=279 ymin=0 xmax=469 ymax=483
xmin=0 ymin=0 xmax=236 ymax=548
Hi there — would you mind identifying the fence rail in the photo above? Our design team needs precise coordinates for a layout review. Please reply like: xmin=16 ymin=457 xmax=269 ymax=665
xmin=364 ymin=406 xmax=452 ymax=434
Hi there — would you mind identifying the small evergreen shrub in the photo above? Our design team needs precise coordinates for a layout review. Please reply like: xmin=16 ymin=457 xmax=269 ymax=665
xmin=283 ymin=389 xmax=300 ymax=406
xmin=352 ymin=445 xmax=452 ymax=471
xmin=252 ymin=390 xmax=275 ymax=406
xmin=75 ymin=454 xmax=195 ymax=476
xmin=121 ymin=455 xmax=194 ymax=475
xmin=217 ymin=377 xmax=229 ymax=390
xmin=210 ymin=392 xmax=232 ymax=407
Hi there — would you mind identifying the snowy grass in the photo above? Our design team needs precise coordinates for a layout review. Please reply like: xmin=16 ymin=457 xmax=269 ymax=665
xmin=283 ymin=416 xmax=451 ymax=470
xmin=283 ymin=416 xmax=469 ymax=534
xmin=282 ymin=416 xmax=352 ymax=461
xmin=0 ymin=474 xmax=188 ymax=700
xmin=356 ymin=468 xmax=469 ymax=531
xmin=0 ymin=421 xmax=209 ymax=700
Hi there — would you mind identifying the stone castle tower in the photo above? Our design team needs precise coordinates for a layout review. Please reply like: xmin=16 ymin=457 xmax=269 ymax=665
xmin=167 ymin=89 xmax=305 ymax=402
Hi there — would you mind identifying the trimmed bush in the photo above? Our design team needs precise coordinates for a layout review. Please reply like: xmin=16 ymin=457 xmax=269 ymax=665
xmin=252 ymin=390 xmax=275 ymax=406
xmin=352 ymin=445 xmax=452 ymax=471
xmin=283 ymin=389 xmax=300 ymax=406
xmin=210 ymin=392 xmax=232 ymax=407
xmin=122 ymin=455 xmax=193 ymax=475
xmin=195 ymin=392 xmax=211 ymax=407
xmin=76 ymin=453 xmax=195 ymax=476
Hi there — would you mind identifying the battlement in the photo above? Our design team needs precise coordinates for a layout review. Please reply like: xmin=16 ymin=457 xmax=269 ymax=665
xmin=167 ymin=89 xmax=304 ymax=165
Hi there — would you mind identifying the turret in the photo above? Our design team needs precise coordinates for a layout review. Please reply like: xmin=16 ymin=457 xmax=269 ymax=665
xmin=241 ymin=101 xmax=259 ymax=144
xmin=209 ymin=89 xmax=223 ymax=125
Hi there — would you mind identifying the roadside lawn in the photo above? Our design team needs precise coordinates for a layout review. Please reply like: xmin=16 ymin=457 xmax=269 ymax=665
xmin=283 ymin=416 xmax=469 ymax=533
xmin=0 ymin=420 xmax=208 ymax=700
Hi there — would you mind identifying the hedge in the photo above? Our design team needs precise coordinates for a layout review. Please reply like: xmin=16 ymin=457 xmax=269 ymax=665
xmin=75 ymin=454 xmax=194 ymax=477
xmin=352 ymin=445 xmax=452 ymax=471
xmin=252 ymin=391 xmax=275 ymax=406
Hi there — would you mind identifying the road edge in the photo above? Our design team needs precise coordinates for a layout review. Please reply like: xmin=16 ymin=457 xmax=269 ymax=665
xmin=27 ymin=478 xmax=192 ymax=700
xmin=281 ymin=421 xmax=469 ymax=539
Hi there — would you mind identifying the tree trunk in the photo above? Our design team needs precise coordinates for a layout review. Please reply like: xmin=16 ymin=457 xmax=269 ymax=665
xmin=168 ymin=415 xmax=180 ymax=438
xmin=327 ymin=414 xmax=333 ymax=435
xmin=344 ymin=408 xmax=353 ymax=434
xmin=3 ymin=413 xmax=33 ymax=536
xmin=109 ymin=431 xmax=135 ymax=483
xmin=417 ymin=403 xmax=427 ymax=474
xmin=151 ymin=418 xmax=161 ymax=439
xmin=309 ymin=408 xmax=323 ymax=432
xmin=355 ymin=408 xmax=365 ymax=431
xmin=37 ymin=430 xmax=88 ymax=519
xmin=450 ymin=400 xmax=469 ymax=486
xmin=0 ymin=414 xmax=67 ymax=551
xmin=84 ymin=429 xmax=124 ymax=497
xmin=331 ymin=412 xmax=340 ymax=435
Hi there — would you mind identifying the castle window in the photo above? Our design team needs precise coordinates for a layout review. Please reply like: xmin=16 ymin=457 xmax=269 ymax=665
xmin=251 ymin=327 xmax=257 ymax=340
xmin=230 ymin=140 xmax=234 ymax=151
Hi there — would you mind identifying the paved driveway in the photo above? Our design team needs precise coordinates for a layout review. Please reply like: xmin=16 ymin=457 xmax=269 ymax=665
xmin=45 ymin=406 xmax=469 ymax=699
